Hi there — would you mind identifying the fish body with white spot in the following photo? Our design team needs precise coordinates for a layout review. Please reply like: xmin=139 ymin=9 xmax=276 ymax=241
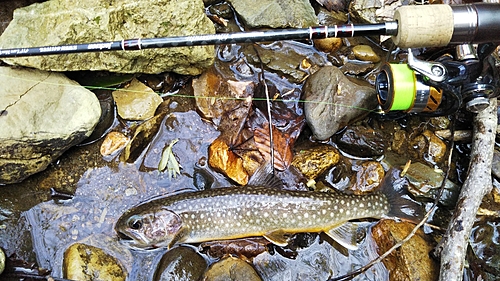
xmin=115 ymin=168 xmax=421 ymax=250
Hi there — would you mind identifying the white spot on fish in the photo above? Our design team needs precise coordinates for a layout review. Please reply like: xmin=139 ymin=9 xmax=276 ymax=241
xmin=304 ymin=213 xmax=309 ymax=218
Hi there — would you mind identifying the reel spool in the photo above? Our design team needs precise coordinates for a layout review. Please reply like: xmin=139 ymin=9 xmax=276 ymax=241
xmin=376 ymin=63 xmax=443 ymax=113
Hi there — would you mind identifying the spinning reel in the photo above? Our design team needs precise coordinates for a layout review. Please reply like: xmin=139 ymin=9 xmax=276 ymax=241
xmin=375 ymin=43 xmax=500 ymax=117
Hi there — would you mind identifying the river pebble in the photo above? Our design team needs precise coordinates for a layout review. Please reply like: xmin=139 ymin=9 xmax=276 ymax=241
xmin=63 ymin=243 xmax=126 ymax=281
xmin=352 ymin=45 xmax=380 ymax=63
xmin=153 ymin=246 xmax=207 ymax=281
xmin=202 ymin=256 xmax=262 ymax=281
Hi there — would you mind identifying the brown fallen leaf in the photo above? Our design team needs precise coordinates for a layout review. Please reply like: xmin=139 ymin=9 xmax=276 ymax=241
xmin=208 ymin=137 xmax=249 ymax=185
xmin=200 ymin=237 xmax=270 ymax=259
xmin=254 ymin=123 xmax=293 ymax=171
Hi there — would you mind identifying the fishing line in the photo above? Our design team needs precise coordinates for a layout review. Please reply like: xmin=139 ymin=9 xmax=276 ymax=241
xmin=0 ymin=72 xmax=378 ymax=113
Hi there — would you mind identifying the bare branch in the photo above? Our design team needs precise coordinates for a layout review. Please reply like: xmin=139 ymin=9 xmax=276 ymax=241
xmin=438 ymin=98 xmax=497 ymax=281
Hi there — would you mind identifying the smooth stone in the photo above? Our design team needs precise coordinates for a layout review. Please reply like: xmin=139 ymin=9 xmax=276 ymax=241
xmin=0 ymin=66 xmax=100 ymax=184
xmin=202 ymin=256 xmax=262 ymax=281
xmin=352 ymin=45 xmax=380 ymax=63
xmin=227 ymin=0 xmax=317 ymax=28
xmin=0 ymin=0 xmax=214 ymax=75
xmin=153 ymin=246 xmax=207 ymax=281
xmin=112 ymin=78 xmax=163 ymax=121
xmin=63 ymin=243 xmax=126 ymax=281
xmin=314 ymin=37 xmax=343 ymax=53
xmin=303 ymin=66 xmax=378 ymax=140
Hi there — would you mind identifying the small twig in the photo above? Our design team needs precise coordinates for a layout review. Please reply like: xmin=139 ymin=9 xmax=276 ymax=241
xmin=252 ymin=45 xmax=275 ymax=172
xmin=330 ymin=115 xmax=457 ymax=281
xmin=437 ymin=99 xmax=497 ymax=281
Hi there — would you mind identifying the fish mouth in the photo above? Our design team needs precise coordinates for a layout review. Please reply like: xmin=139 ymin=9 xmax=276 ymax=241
xmin=116 ymin=230 xmax=134 ymax=241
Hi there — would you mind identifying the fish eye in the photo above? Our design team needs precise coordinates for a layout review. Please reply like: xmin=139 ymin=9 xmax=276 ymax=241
xmin=128 ymin=217 xmax=143 ymax=230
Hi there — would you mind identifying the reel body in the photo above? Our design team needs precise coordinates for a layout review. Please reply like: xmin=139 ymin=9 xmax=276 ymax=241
xmin=375 ymin=43 xmax=499 ymax=117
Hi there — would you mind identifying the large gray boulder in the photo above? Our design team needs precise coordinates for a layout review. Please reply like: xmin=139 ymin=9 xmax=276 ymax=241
xmin=0 ymin=0 xmax=215 ymax=75
xmin=0 ymin=67 xmax=101 ymax=184
xmin=303 ymin=66 xmax=378 ymax=140
xmin=227 ymin=0 xmax=317 ymax=28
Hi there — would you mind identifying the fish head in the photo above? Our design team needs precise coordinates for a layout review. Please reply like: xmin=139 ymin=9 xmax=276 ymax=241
xmin=115 ymin=206 xmax=182 ymax=249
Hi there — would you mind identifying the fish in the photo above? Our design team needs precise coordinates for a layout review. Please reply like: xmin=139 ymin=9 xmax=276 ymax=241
xmin=114 ymin=166 xmax=421 ymax=250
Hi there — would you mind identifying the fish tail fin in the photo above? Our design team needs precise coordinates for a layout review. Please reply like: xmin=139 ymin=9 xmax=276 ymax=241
xmin=379 ymin=168 xmax=423 ymax=222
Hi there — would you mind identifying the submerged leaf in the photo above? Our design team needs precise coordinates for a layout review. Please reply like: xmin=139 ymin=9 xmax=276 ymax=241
xmin=254 ymin=123 xmax=293 ymax=171
xmin=159 ymin=139 xmax=182 ymax=179
xmin=208 ymin=137 xmax=249 ymax=185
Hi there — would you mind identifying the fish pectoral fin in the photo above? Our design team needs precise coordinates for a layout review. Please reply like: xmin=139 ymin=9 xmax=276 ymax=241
xmin=263 ymin=230 xmax=289 ymax=247
xmin=325 ymin=222 xmax=359 ymax=251
xmin=167 ymin=227 xmax=188 ymax=249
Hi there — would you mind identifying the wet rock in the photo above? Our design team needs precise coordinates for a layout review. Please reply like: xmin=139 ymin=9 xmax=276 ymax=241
xmin=0 ymin=0 xmax=214 ymax=75
xmin=100 ymin=132 xmax=130 ymax=157
xmin=409 ymin=130 xmax=447 ymax=164
xmin=352 ymin=45 xmax=380 ymax=63
xmin=349 ymin=0 xmax=402 ymax=24
xmin=314 ymin=38 xmax=343 ymax=53
xmin=291 ymin=145 xmax=341 ymax=180
xmin=227 ymin=0 xmax=317 ymax=28
xmin=202 ymin=256 xmax=262 ymax=281
xmin=0 ymin=247 xmax=4 ymax=275
xmin=0 ymin=67 xmax=100 ymax=184
xmin=404 ymin=162 xmax=460 ymax=207
xmin=339 ymin=61 xmax=375 ymax=76
xmin=372 ymin=220 xmax=438 ymax=281
xmin=349 ymin=161 xmax=384 ymax=194
xmin=470 ymin=219 xmax=500 ymax=279
xmin=63 ymin=243 xmax=126 ymax=281
xmin=303 ymin=66 xmax=378 ymax=140
xmin=336 ymin=125 xmax=385 ymax=157
xmin=243 ymin=42 xmax=323 ymax=84
xmin=80 ymin=90 xmax=116 ymax=145
xmin=112 ymin=78 xmax=163 ymax=121
xmin=153 ymin=246 xmax=207 ymax=281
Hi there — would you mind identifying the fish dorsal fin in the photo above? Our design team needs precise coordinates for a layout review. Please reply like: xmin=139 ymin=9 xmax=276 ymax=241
xmin=263 ymin=229 xmax=289 ymax=247
xmin=325 ymin=222 xmax=359 ymax=251
xmin=248 ymin=163 xmax=283 ymax=189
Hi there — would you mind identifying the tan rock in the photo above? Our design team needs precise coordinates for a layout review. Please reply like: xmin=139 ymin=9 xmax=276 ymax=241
xmin=112 ymin=78 xmax=162 ymax=121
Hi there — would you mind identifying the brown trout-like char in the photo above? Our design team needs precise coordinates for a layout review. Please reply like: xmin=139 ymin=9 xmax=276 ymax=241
xmin=115 ymin=168 xmax=420 ymax=250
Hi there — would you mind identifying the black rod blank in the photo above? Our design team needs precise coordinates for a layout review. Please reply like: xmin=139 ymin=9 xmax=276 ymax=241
xmin=0 ymin=22 xmax=397 ymax=58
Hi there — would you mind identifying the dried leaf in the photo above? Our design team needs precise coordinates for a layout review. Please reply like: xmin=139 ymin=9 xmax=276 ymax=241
xmin=208 ymin=137 xmax=249 ymax=185
xmin=254 ymin=123 xmax=293 ymax=171
xmin=158 ymin=139 xmax=182 ymax=179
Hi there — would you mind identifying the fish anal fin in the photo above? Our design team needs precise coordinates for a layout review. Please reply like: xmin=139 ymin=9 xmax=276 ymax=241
xmin=325 ymin=222 xmax=359 ymax=251
xmin=263 ymin=229 xmax=289 ymax=247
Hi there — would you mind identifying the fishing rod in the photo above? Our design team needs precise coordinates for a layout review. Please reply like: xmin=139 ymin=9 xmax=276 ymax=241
xmin=0 ymin=4 xmax=499 ymax=57
xmin=1 ymin=3 xmax=500 ymax=115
